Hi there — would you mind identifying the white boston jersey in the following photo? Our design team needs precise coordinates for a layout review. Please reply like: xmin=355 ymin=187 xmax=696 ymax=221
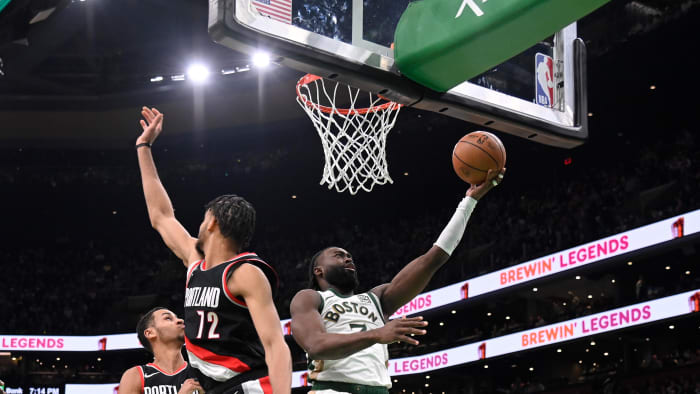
xmin=310 ymin=289 xmax=391 ymax=388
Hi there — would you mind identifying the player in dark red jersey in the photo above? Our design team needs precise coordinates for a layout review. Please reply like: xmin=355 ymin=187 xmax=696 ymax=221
xmin=135 ymin=107 xmax=291 ymax=394
xmin=118 ymin=308 xmax=203 ymax=394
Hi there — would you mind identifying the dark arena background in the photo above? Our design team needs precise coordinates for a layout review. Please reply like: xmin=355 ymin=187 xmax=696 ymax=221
xmin=1 ymin=0 xmax=700 ymax=393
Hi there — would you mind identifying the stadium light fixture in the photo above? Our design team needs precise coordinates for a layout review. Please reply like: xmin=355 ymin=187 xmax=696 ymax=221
xmin=253 ymin=51 xmax=271 ymax=67
xmin=150 ymin=76 xmax=163 ymax=83
xmin=187 ymin=64 xmax=210 ymax=83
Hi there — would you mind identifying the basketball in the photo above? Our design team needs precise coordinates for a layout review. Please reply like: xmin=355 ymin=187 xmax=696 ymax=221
xmin=452 ymin=131 xmax=506 ymax=185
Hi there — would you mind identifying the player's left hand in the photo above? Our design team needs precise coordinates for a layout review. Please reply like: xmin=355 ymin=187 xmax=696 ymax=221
xmin=466 ymin=167 xmax=505 ymax=200
xmin=136 ymin=106 xmax=164 ymax=146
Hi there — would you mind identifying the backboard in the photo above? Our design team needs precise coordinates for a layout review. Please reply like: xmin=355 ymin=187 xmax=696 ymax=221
xmin=209 ymin=0 xmax=589 ymax=148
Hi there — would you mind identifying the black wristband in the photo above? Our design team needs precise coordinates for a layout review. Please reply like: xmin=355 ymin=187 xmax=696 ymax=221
xmin=135 ymin=142 xmax=152 ymax=149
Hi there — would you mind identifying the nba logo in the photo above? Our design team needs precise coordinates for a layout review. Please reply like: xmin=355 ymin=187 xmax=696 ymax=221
xmin=460 ymin=282 xmax=469 ymax=300
xmin=98 ymin=337 xmax=107 ymax=351
xmin=690 ymin=291 xmax=700 ymax=313
xmin=535 ymin=53 xmax=554 ymax=108
xmin=301 ymin=372 xmax=309 ymax=386
xmin=283 ymin=321 xmax=292 ymax=336
xmin=478 ymin=342 xmax=486 ymax=359
xmin=672 ymin=217 xmax=684 ymax=238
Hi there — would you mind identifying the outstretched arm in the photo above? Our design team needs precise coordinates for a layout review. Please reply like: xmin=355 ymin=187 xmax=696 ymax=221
xmin=373 ymin=168 xmax=505 ymax=317
xmin=136 ymin=107 xmax=201 ymax=267
xmin=232 ymin=264 xmax=292 ymax=394
xmin=290 ymin=289 xmax=427 ymax=360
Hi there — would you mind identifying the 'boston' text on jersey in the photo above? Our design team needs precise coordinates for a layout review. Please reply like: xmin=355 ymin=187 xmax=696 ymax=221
xmin=324 ymin=301 xmax=379 ymax=323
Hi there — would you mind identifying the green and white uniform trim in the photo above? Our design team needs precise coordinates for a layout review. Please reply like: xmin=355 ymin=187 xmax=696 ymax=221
xmin=309 ymin=289 xmax=391 ymax=388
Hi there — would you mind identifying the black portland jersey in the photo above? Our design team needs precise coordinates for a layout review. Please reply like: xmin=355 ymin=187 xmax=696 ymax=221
xmin=184 ymin=253 xmax=278 ymax=386
xmin=138 ymin=362 xmax=198 ymax=394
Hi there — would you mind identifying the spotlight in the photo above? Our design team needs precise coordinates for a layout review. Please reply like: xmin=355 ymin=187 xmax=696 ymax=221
xmin=252 ymin=51 xmax=271 ymax=67
xmin=186 ymin=64 xmax=210 ymax=83
xmin=150 ymin=76 xmax=164 ymax=83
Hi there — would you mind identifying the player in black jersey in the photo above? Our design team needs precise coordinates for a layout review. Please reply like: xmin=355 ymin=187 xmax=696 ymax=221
xmin=118 ymin=307 xmax=203 ymax=394
xmin=135 ymin=107 xmax=291 ymax=394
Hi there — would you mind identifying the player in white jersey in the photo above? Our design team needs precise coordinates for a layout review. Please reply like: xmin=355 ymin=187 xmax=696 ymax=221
xmin=290 ymin=168 xmax=505 ymax=394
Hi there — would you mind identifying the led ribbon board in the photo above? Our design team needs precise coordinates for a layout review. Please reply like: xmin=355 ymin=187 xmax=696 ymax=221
xmin=0 ymin=333 xmax=139 ymax=352
xmin=59 ymin=289 xmax=700 ymax=391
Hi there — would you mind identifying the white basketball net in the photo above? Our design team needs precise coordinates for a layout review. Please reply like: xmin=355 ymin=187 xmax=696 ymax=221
xmin=296 ymin=74 xmax=402 ymax=195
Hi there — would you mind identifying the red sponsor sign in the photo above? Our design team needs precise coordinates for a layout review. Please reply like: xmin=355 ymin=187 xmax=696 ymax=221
xmin=672 ymin=217 xmax=684 ymax=238
xmin=461 ymin=283 xmax=469 ymax=300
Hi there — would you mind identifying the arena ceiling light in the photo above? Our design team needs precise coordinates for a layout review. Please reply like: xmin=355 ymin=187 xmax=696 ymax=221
xmin=186 ymin=63 xmax=210 ymax=83
xmin=252 ymin=51 xmax=271 ymax=68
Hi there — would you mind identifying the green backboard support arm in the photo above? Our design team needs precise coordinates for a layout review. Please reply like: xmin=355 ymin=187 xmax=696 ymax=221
xmin=394 ymin=0 xmax=610 ymax=92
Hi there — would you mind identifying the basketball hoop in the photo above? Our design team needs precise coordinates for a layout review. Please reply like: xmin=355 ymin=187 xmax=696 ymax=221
xmin=296 ymin=74 xmax=402 ymax=195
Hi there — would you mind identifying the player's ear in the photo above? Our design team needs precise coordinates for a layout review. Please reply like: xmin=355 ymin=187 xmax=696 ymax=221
xmin=207 ymin=216 xmax=218 ymax=232
xmin=314 ymin=266 xmax=323 ymax=277
xmin=144 ymin=327 xmax=156 ymax=340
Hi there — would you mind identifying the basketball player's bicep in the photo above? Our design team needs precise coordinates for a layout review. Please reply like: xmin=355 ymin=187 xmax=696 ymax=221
xmin=289 ymin=290 xmax=325 ymax=351
xmin=232 ymin=265 xmax=284 ymax=346
xmin=117 ymin=367 xmax=142 ymax=394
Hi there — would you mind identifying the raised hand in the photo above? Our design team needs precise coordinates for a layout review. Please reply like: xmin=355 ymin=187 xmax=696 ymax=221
xmin=375 ymin=316 xmax=428 ymax=345
xmin=466 ymin=167 xmax=506 ymax=200
xmin=136 ymin=106 xmax=164 ymax=145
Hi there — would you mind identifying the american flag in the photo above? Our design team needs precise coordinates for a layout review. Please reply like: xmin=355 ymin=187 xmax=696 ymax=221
xmin=252 ymin=0 xmax=292 ymax=25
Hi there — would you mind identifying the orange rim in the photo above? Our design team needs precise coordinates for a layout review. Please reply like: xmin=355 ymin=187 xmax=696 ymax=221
xmin=296 ymin=74 xmax=402 ymax=115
